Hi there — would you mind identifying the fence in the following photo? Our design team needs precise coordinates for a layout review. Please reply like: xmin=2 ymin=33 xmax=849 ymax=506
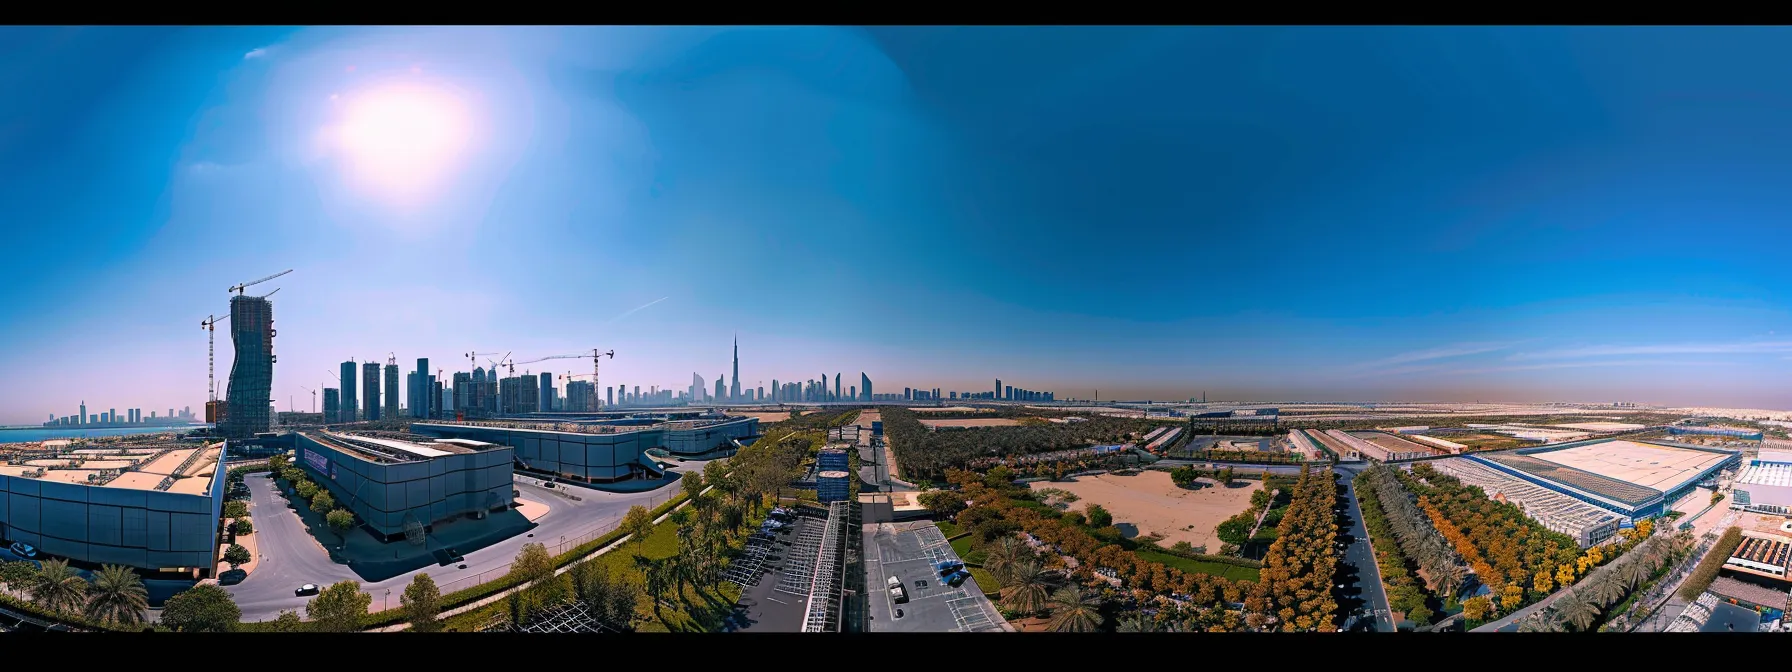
xmin=423 ymin=484 xmax=683 ymax=598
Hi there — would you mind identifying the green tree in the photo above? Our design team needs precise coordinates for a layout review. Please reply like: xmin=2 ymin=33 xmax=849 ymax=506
xmin=999 ymin=560 xmax=1050 ymax=615
xmin=310 ymin=489 xmax=336 ymax=514
xmin=327 ymin=509 xmax=356 ymax=539
xmin=0 ymin=561 xmax=36 ymax=590
xmin=232 ymin=517 xmax=253 ymax=535
xmin=1084 ymin=503 xmax=1113 ymax=528
xmin=1169 ymin=466 xmax=1198 ymax=488
xmin=918 ymin=490 xmax=966 ymax=518
xmin=268 ymin=454 xmax=289 ymax=472
xmin=160 ymin=584 xmax=239 ymax=632
xmin=510 ymin=542 xmax=560 ymax=604
xmin=681 ymin=471 xmax=706 ymax=501
xmin=84 ymin=564 xmax=148 ymax=626
xmin=621 ymin=505 xmax=654 ymax=544
xmin=306 ymin=581 xmax=371 ymax=632
xmin=269 ymin=610 xmax=305 ymax=632
xmin=293 ymin=480 xmax=318 ymax=501
xmin=1250 ymin=489 xmax=1272 ymax=509
xmin=507 ymin=588 xmax=530 ymax=630
xmin=702 ymin=460 xmax=731 ymax=495
xmin=223 ymin=544 xmax=252 ymax=568
xmin=223 ymin=500 xmax=249 ymax=519
xmin=402 ymin=573 xmax=442 ymax=632
xmin=29 ymin=559 xmax=88 ymax=614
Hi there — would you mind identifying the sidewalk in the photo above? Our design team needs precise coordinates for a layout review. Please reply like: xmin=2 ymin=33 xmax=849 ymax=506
xmin=370 ymin=487 xmax=706 ymax=632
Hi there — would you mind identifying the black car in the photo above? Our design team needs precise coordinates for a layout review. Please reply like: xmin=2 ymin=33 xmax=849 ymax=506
xmin=294 ymin=583 xmax=319 ymax=597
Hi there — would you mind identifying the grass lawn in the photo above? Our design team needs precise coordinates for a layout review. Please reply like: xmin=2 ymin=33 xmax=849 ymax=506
xmin=935 ymin=520 xmax=961 ymax=538
xmin=967 ymin=566 xmax=1002 ymax=598
xmin=949 ymin=535 xmax=987 ymax=565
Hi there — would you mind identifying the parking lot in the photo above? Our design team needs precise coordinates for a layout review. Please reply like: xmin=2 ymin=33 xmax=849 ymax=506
xmin=864 ymin=521 xmax=1006 ymax=632
xmin=727 ymin=507 xmax=823 ymax=631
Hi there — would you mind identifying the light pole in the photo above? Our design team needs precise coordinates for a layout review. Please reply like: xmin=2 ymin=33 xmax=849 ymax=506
xmin=385 ymin=588 xmax=391 ymax=611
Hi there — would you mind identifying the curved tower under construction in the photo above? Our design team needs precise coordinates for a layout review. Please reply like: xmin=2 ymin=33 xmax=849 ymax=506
xmin=222 ymin=294 xmax=274 ymax=438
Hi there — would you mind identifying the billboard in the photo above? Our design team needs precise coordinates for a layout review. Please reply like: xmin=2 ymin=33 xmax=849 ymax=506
xmin=303 ymin=448 xmax=331 ymax=478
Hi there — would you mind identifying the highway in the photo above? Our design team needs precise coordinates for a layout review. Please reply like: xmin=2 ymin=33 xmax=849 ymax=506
xmin=1333 ymin=463 xmax=1394 ymax=632
xmin=226 ymin=471 xmax=681 ymax=621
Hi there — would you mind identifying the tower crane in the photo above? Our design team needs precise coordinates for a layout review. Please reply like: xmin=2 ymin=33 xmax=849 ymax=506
xmin=466 ymin=352 xmax=498 ymax=374
xmin=515 ymin=349 xmax=614 ymax=406
xmin=300 ymin=386 xmax=315 ymax=414
xmin=201 ymin=312 xmax=230 ymax=403
xmin=228 ymin=269 xmax=291 ymax=296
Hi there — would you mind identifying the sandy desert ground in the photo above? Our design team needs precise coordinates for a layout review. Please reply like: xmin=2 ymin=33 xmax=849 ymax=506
xmin=1031 ymin=471 xmax=1261 ymax=551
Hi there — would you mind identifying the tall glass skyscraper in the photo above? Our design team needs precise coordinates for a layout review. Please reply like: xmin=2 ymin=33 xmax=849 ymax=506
xmin=221 ymin=294 xmax=273 ymax=438
xmin=363 ymin=362 xmax=382 ymax=421
xmin=341 ymin=360 xmax=358 ymax=422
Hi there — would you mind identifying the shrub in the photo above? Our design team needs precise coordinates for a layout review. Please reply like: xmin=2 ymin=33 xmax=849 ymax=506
xmin=223 ymin=501 xmax=249 ymax=519
xmin=1679 ymin=526 xmax=1743 ymax=601
xmin=232 ymin=518 xmax=253 ymax=535
xmin=161 ymin=584 xmax=239 ymax=633
xmin=223 ymin=544 xmax=251 ymax=568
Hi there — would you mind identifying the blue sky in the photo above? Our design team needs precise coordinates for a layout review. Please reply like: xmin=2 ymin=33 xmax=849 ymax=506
xmin=5 ymin=26 xmax=1792 ymax=423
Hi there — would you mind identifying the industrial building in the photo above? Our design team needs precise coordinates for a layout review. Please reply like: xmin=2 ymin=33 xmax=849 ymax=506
xmin=1671 ymin=425 xmax=1765 ymax=441
xmin=292 ymin=430 xmax=514 ymax=541
xmin=0 ymin=441 xmax=226 ymax=574
xmin=1732 ymin=450 xmax=1792 ymax=515
xmin=220 ymin=294 xmax=273 ymax=439
xmin=1466 ymin=438 xmax=1741 ymax=520
xmin=817 ymin=471 xmax=850 ymax=503
xmin=1428 ymin=457 xmax=1623 ymax=547
xmin=1723 ymin=531 xmax=1792 ymax=584
xmin=412 ymin=414 xmax=759 ymax=485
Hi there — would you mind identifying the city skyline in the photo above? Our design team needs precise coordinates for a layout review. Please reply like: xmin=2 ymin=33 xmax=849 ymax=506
xmin=10 ymin=26 xmax=1792 ymax=425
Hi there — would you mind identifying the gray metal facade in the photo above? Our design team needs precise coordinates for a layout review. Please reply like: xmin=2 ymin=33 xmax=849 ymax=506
xmin=0 ymin=463 xmax=225 ymax=572
xmin=411 ymin=417 xmax=758 ymax=483
xmin=293 ymin=434 xmax=514 ymax=538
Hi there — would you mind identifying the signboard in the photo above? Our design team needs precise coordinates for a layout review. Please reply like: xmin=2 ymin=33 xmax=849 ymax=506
xmin=303 ymin=448 xmax=330 ymax=475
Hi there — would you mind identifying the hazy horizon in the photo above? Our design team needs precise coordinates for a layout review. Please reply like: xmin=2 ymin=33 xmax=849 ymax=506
xmin=7 ymin=26 xmax=1792 ymax=425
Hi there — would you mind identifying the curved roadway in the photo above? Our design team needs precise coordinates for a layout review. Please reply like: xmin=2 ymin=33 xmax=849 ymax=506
xmin=227 ymin=472 xmax=683 ymax=621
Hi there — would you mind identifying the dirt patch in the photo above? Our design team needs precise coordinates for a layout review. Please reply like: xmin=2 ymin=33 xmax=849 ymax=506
xmin=920 ymin=418 xmax=1022 ymax=428
xmin=1030 ymin=471 xmax=1260 ymax=551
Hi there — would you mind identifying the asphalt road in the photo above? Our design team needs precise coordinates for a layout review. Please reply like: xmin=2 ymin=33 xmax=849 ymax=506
xmin=227 ymin=472 xmax=678 ymax=621
xmin=1333 ymin=464 xmax=1394 ymax=632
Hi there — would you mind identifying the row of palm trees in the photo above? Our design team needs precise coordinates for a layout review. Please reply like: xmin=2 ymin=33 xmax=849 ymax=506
xmin=982 ymin=536 xmax=1104 ymax=632
xmin=1 ymin=559 xmax=149 ymax=628
xmin=1515 ymin=530 xmax=1693 ymax=632
xmin=1359 ymin=465 xmax=1465 ymax=594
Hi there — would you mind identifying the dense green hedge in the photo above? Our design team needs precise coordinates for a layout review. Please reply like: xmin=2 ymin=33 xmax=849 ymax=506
xmin=1678 ymin=526 xmax=1744 ymax=601
xmin=0 ymin=592 xmax=146 ymax=632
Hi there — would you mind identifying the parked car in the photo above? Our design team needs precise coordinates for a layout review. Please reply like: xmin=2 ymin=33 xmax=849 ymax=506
xmin=8 ymin=542 xmax=37 ymax=559
xmin=935 ymin=560 xmax=964 ymax=577
xmin=294 ymin=583 xmax=319 ymax=597
xmin=947 ymin=570 xmax=971 ymax=587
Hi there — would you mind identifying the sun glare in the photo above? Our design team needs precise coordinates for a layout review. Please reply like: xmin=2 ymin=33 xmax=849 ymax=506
xmin=328 ymin=83 xmax=473 ymax=201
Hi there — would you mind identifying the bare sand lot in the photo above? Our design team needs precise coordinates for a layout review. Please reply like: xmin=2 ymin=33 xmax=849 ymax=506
xmin=920 ymin=418 xmax=1022 ymax=429
xmin=1031 ymin=471 xmax=1260 ymax=551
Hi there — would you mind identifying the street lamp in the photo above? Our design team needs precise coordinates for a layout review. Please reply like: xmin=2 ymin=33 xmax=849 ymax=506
xmin=385 ymin=588 xmax=391 ymax=611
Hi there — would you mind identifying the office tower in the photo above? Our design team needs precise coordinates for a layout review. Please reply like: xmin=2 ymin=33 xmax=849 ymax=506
xmin=692 ymin=373 xmax=705 ymax=404
xmin=410 ymin=358 xmax=429 ymax=418
xmin=757 ymin=386 xmax=764 ymax=401
xmin=363 ymin=362 xmax=382 ymax=421
xmin=730 ymin=335 xmax=741 ymax=402
xmin=634 ymin=386 xmax=640 ymax=403
xmin=79 ymin=401 xmax=86 ymax=426
xmin=383 ymin=362 xmax=399 ymax=418
xmin=715 ymin=375 xmax=725 ymax=403
xmin=1005 ymin=385 xmax=1012 ymax=400
xmin=606 ymin=386 xmax=613 ymax=407
xmin=431 ymin=375 xmax=440 ymax=417
xmin=861 ymin=373 xmax=872 ymax=401
xmin=995 ymin=379 xmax=1002 ymax=400
xmin=539 ymin=372 xmax=553 ymax=413
xmin=323 ymin=388 xmax=340 ymax=423
xmin=168 ymin=408 xmax=173 ymax=420
xmin=771 ymin=379 xmax=779 ymax=402
xmin=220 ymin=293 xmax=274 ymax=438
xmin=523 ymin=374 xmax=540 ymax=413
xmin=834 ymin=373 xmax=841 ymax=402
xmin=341 ymin=361 xmax=358 ymax=422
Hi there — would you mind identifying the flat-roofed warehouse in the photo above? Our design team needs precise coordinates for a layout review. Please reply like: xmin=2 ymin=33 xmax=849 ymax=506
xmin=411 ymin=414 xmax=759 ymax=485
xmin=1467 ymin=438 xmax=1740 ymax=519
xmin=1731 ymin=450 xmax=1792 ymax=516
xmin=0 ymin=441 xmax=226 ymax=575
xmin=293 ymin=431 xmax=513 ymax=541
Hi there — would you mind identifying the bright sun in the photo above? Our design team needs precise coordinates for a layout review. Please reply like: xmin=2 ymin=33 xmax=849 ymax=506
xmin=328 ymin=83 xmax=473 ymax=200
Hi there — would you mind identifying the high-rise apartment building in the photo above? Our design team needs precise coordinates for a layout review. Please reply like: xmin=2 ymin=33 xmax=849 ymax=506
xmin=539 ymin=372 xmax=553 ymax=414
xmin=221 ymin=294 xmax=274 ymax=438
xmin=79 ymin=401 xmax=86 ymax=426
xmin=341 ymin=361 xmax=358 ymax=422
xmin=715 ymin=375 xmax=725 ymax=404
xmin=383 ymin=362 xmax=400 ymax=418
xmin=363 ymin=361 xmax=382 ymax=421
xmin=411 ymin=358 xmax=431 ymax=418
xmin=606 ymin=386 xmax=614 ymax=407
xmin=323 ymin=387 xmax=340 ymax=423
xmin=861 ymin=373 xmax=872 ymax=401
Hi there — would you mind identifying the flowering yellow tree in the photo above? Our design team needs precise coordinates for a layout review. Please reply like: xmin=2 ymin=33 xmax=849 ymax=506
xmin=1533 ymin=570 xmax=1554 ymax=594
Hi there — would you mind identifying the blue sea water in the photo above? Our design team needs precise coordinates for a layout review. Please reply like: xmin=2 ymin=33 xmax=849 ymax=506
xmin=0 ymin=426 xmax=207 ymax=443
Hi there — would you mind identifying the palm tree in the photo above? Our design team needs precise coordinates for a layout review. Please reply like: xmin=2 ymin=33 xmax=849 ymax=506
xmin=982 ymin=537 xmax=1026 ymax=583
xmin=1619 ymin=556 xmax=1650 ymax=590
xmin=84 ymin=564 xmax=148 ymax=626
xmin=1116 ymin=614 xmax=1157 ymax=632
xmin=1518 ymin=608 xmax=1566 ymax=633
xmin=1554 ymin=590 xmax=1598 ymax=632
xmin=999 ymin=560 xmax=1050 ymax=615
xmin=1592 ymin=569 xmax=1627 ymax=609
xmin=29 ymin=559 xmax=88 ymax=614
xmin=1045 ymin=586 xmax=1102 ymax=633
xmin=634 ymin=555 xmax=667 ymax=618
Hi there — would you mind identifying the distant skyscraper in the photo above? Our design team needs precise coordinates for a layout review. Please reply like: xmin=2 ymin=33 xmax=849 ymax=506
xmin=221 ymin=293 xmax=274 ymax=438
xmin=995 ymin=378 xmax=1001 ymax=400
xmin=323 ymin=388 xmax=340 ymax=424
xmin=539 ymin=372 xmax=554 ymax=414
xmin=834 ymin=373 xmax=841 ymax=402
xmin=606 ymin=386 xmax=613 ymax=407
xmin=692 ymin=372 xmax=706 ymax=404
xmin=861 ymin=373 xmax=872 ymax=401
xmin=383 ymin=362 xmax=400 ymax=418
xmin=413 ymin=358 xmax=431 ymax=418
xmin=341 ymin=361 xmax=358 ymax=422
xmin=715 ymin=375 xmax=726 ymax=403
xmin=363 ymin=362 xmax=382 ymax=421
xmin=79 ymin=401 xmax=86 ymax=426
xmin=730 ymin=335 xmax=742 ymax=402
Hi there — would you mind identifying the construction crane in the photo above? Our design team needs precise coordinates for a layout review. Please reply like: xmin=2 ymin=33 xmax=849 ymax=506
xmin=228 ymin=269 xmax=291 ymax=296
xmin=516 ymin=349 xmax=614 ymax=405
xmin=300 ymin=386 xmax=315 ymax=414
xmin=201 ymin=312 xmax=230 ymax=403
xmin=465 ymin=351 xmax=498 ymax=374
xmin=561 ymin=372 xmax=599 ymax=412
